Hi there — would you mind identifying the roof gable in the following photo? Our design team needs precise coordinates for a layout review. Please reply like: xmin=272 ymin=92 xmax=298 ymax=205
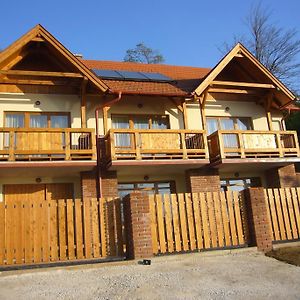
xmin=0 ymin=25 xmax=109 ymax=93
xmin=194 ymin=43 xmax=296 ymax=106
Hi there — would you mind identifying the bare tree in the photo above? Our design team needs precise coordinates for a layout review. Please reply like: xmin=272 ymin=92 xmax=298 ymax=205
xmin=221 ymin=3 xmax=300 ymax=92
xmin=124 ymin=43 xmax=165 ymax=64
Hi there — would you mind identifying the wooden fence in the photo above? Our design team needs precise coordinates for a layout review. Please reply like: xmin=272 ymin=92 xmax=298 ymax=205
xmin=0 ymin=197 xmax=124 ymax=266
xmin=265 ymin=188 xmax=300 ymax=242
xmin=149 ymin=191 xmax=247 ymax=255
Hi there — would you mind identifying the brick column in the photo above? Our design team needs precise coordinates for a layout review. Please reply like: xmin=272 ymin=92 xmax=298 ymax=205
xmin=186 ymin=168 xmax=220 ymax=193
xmin=243 ymin=187 xmax=273 ymax=252
xmin=123 ymin=192 xmax=153 ymax=259
xmin=81 ymin=169 xmax=118 ymax=200
xmin=265 ymin=164 xmax=299 ymax=188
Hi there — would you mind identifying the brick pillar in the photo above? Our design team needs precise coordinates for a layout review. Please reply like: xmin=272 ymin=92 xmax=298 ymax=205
xmin=81 ymin=170 xmax=98 ymax=200
xmin=81 ymin=169 xmax=118 ymax=200
xmin=243 ymin=187 xmax=273 ymax=252
xmin=265 ymin=164 xmax=299 ymax=187
xmin=186 ymin=168 xmax=220 ymax=193
xmin=123 ymin=192 xmax=153 ymax=259
xmin=101 ymin=170 xmax=118 ymax=197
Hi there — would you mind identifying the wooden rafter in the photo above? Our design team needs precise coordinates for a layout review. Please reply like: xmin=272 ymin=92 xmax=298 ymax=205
xmin=0 ymin=78 xmax=74 ymax=86
xmin=211 ymin=81 xmax=275 ymax=89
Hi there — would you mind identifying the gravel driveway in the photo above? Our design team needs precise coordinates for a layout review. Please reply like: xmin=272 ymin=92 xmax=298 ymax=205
xmin=0 ymin=248 xmax=299 ymax=300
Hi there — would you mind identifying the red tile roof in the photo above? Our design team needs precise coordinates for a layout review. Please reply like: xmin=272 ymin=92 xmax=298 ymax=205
xmin=81 ymin=60 xmax=211 ymax=96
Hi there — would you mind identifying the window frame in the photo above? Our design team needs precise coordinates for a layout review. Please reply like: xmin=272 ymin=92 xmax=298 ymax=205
xmin=4 ymin=111 xmax=71 ymax=128
xmin=220 ymin=177 xmax=261 ymax=192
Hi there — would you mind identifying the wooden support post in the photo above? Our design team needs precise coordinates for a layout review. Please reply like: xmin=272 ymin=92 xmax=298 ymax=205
xmin=103 ymin=106 xmax=109 ymax=135
xmin=80 ymin=77 xmax=88 ymax=128
xmin=199 ymin=90 xmax=208 ymax=131
xmin=8 ymin=130 xmax=15 ymax=161
xmin=265 ymin=92 xmax=273 ymax=131
xmin=65 ymin=129 xmax=71 ymax=160
xmin=182 ymin=101 xmax=188 ymax=129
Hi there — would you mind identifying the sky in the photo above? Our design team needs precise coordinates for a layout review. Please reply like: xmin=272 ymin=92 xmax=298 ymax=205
xmin=0 ymin=0 xmax=299 ymax=69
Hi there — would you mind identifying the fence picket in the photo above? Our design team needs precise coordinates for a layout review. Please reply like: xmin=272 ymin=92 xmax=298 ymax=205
xmin=233 ymin=192 xmax=244 ymax=245
xmin=149 ymin=195 xmax=159 ymax=254
xmin=207 ymin=192 xmax=217 ymax=248
xmin=192 ymin=193 xmax=203 ymax=250
xmin=285 ymin=188 xmax=298 ymax=239
xmin=178 ymin=194 xmax=189 ymax=251
xmin=185 ymin=193 xmax=196 ymax=251
xmin=279 ymin=189 xmax=292 ymax=240
xmin=273 ymin=189 xmax=286 ymax=240
xmin=164 ymin=194 xmax=174 ymax=253
xmin=227 ymin=191 xmax=238 ymax=246
xmin=67 ymin=199 xmax=75 ymax=260
xmin=267 ymin=189 xmax=280 ymax=240
xmin=220 ymin=192 xmax=231 ymax=247
xmin=199 ymin=193 xmax=210 ymax=249
xmin=58 ymin=200 xmax=67 ymax=261
xmin=0 ymin=202 xmax=5 ymax=265
xmin=75 ymin=199 xmax=84 ymax=259
xmin=293 ymin=188 xmax=300 ymax=235
xmin=213 ymin=192 xmax=224 ymax=248
xmin=171 ymin=194 xmax=182 ymax=252
xmin=156 ymin=194 xmax=167 ymax=253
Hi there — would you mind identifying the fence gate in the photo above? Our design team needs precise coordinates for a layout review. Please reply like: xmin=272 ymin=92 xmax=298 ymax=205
xmin=0 ymin=184 xmax=124 ymax=267
xmin=149 ymin=191 xmax=248 ymax=255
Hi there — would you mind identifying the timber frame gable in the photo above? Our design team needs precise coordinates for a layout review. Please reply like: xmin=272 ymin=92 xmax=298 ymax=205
xmin=194 ymin=43 xmax=297 ymax=110
xmin=0 ymin=24 xmax=109 ymax=94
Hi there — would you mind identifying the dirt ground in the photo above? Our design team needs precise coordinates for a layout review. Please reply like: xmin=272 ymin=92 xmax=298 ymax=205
xmin=0 ymin=248 xmax=300 ymax=300
xmin=267 ymin=245 xmax=300 ymax=266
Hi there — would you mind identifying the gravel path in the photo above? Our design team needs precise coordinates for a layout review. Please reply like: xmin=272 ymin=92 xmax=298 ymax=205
xmin=0 ymin=249 xmax=300 ymax=300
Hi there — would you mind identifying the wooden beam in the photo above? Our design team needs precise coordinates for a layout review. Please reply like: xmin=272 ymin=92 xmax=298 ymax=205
xmin=208 ymin=88 xmax=259 ymax=94
xmin=80 ymin=77 xmax=88 ymax=128
xmin=0 ymin=70 xmax=83 ymax=78
xmin=211 ymin=81 xmax=275 ymax=89
xmin=170 ymin=98 xmax=183 ymax=112
xmin=31 ymin=37 xmax=46 ymax=42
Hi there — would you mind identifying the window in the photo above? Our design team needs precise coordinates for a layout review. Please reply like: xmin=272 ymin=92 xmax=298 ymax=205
xmin=207 ymin=117 xmax=252 ymax=135
xmin=4 ymin=112 xmax=70 ymax=128
xmin=118 ymin=182 xmax=173 ymax=199
xmin=220 ymin=177 xmax=261 ymax=192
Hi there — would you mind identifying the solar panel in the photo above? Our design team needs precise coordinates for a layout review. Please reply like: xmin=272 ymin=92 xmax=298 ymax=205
xmin=142 ymin=72 xmax=171 ymax=82
xmin=117 ymin=71 xmax=149 ymax=80
xmin=92 ymin=69 xmax=123 ymax=79
xmin=92 ymin=69 xmax=172 ymax=82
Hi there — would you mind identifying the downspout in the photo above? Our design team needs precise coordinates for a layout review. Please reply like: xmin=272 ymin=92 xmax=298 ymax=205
xmin=95 ymin=91 xmax=122 ymax=198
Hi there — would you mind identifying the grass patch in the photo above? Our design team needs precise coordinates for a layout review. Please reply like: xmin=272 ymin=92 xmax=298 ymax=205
xmin=266 ymin=246 xmax=300 ymax=266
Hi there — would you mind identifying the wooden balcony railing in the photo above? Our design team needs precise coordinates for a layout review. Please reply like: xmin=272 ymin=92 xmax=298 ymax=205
xmin=208 ymin=130 xmax=300 ymax=161
xmin=0 ymin=128 xmax=96 ymax=161
xmin=104 ymin=129 xmax=209 ymax=161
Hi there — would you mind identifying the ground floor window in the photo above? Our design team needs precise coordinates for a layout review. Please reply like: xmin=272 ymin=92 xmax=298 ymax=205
xmin=118 ymin=182 xmax=172 ymax=198
xmin=220 ymin=177 xmax=261 ymax=192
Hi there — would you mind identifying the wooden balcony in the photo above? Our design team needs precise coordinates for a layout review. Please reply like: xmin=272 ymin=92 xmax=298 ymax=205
xmin=104 ymin=129 xmax=209 ymax=162
xmin=208 ymin=130 xmax=300 ymax=162
xmin=0 ymin=128 xmax=96 ymax=161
